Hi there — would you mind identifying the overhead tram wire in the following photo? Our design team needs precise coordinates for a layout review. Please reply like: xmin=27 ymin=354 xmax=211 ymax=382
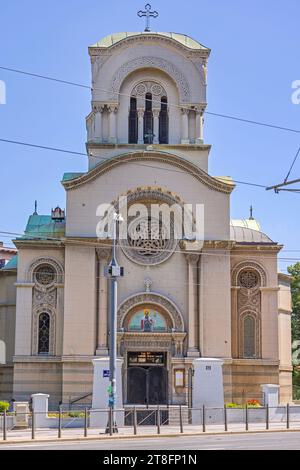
xmin=0 ymin=229 xmax=299 ymax=264
xmin=0 ymin=137 xmax=268 ymax=189
xmin=266 ymin=145 xmax=300 ymax=193
xmin=1 ymin=65 xmax=300 ymax=135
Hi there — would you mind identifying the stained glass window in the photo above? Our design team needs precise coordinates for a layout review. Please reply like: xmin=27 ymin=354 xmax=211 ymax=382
xmin=38 ymin=313 xmax=50 ymax=354
xmin=243 ymin=315 xmax=255 ymax=358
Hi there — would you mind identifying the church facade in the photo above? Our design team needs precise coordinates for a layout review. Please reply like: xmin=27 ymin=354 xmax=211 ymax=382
xmin=0 ymin=30 xmax=292 ymax=408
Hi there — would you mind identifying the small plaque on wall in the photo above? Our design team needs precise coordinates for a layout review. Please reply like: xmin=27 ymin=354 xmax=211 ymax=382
xmin=174 ymin=369 xmax=185 ymax=388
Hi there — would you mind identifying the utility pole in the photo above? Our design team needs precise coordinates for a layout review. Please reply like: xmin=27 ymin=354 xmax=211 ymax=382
xmin=104 ymin=213 xmax=124 ymax=434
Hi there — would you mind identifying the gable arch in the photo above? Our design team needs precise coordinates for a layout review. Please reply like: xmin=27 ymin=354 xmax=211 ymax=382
xmin=62 ymin=151 xmax=234 ymax=194
xmin=110 ymin=57 xmax=191 ymax=103
xmin=117 ymin=292 xmax=185 ymax=332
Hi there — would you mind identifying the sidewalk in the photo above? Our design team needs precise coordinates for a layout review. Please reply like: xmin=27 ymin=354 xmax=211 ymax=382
xmin=1 ymin=422 xmax=300 ymax=445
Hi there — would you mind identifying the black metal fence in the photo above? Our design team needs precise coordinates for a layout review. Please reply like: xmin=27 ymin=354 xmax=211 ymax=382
xmin=1 ymin=404 xmax=300 ymax=442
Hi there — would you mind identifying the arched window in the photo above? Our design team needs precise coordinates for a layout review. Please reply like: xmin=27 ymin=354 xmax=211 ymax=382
xmin=128 ymin=97 xmax=138 ymax=143
xmin=38 ymin=313 xmax=50 ymax=354
xmin=236 ymin=267 xmax=262 ymax=359
xmin=159 ymin=96 xmax=168 ymax=144
xmin=144 ymin=93 xmax=153 ymax=143
xmin=243 ymin=315 xmax=256 ymax=358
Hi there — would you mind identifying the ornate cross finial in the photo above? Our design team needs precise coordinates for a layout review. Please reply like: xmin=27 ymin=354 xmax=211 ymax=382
xmin=249 ymin=205 xmax=254 ymax=220
xmin=144 ymin=278 xmax=153 ymax=292
xmin=137 ymin=4 xmax=158 ymax=32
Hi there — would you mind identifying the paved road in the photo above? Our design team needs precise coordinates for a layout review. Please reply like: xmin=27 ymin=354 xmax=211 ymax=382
xmin=1 ymin=431 xmax=300 ymax=450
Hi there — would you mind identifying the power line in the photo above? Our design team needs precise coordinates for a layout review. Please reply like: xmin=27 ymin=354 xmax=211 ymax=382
xmin=0 ymin=66 xmax=90 ymax=89
xmin=0 ymin=136 xmax=268 ymax=189
xmin=0 ymin=229 xmax=299 ymax=262
xmin=1 ymin=64 xmax=300 ymax=134
xmin=284 ymin=146 xmax=300 ymax=182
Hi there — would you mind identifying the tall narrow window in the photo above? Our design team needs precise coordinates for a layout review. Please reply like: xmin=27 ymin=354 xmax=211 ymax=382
xmin=144 ymin=93 xmax=153 ymax=143
xmin=38 ymin=312 xmax=50 ymax=354
xmin=159 ymin=96 xmax=168 ymax=144
xmin=243 ymin=315 xmax=255 ymax=358
xmin=128 ymin=97 xmax=138 ymax=143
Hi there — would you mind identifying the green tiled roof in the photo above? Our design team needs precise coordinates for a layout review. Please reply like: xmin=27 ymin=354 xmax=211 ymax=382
xmin=62 ymin=172 xmax=84 ymax=182
xmin=2 ymin=255 xmax=18 ymax=270
xmin=91 ymin=32 xmax=209 ymax=50
xmin=19 ymin=214 xmax=65 ymax=240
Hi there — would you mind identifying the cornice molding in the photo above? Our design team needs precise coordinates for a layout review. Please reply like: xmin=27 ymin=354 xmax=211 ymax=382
xmin=86 ymin=142 xmax=211 ymax=150
xmin=88 ymin=34 xmax=210 ymax=59
xmin=62 ymin=151 xmax=235 ymax=194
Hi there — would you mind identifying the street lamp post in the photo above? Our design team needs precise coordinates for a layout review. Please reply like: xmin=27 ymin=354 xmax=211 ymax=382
xmin=104 ymin=213 xmax=124 ymax=434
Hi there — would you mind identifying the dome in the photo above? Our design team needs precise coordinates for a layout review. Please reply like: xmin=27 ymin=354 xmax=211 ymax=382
xmin=230 ymin=219 xmax=275 ymax=244
xmin=90 ymin=31 xmax=209 ymax=50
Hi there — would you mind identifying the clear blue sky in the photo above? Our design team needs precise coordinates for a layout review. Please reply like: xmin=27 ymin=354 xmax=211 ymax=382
xmin=1 ymin=0 xmax=299 ymax=272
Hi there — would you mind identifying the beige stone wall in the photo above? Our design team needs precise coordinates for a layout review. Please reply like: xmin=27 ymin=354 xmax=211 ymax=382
xmin=14 ymin=246 xmax=64 ymax=356
xmin=61 ymin=361 xmax=93 ymax=404
xmin=63 ymin=245 xmax=97 ymax=355
xmin=13 ymin=361 xmax=62 ymax=407
xmin=201 ymin=250 xmax=231 ymax=357
xmin=65 ymin=161 xmax=230 ymax=241
xmin=228 ymin=361 xmax=279 ymax=404
xmin=0 ymin=272 xmax=16 ymax=363
xmin=88 ymin=145 xmax=211 ymax=173
xmin=0 ymin=365 xmax=13 ymax=401
xmin=279 ymin=369 xmax=293 ymax=403
xmin=278 ymin=274 xmax=292 ymax=403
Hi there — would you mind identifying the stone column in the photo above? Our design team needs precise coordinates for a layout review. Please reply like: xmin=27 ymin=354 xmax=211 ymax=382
xmin=186 ymin=254 xmax=200 ymax=356
xmin=108 ymin=105 xmax=118 ymax=144
xmin=195 ymin=108 xmax=204 ymax=144
xmin=96 ymin=249 xmax=110 ymax=355
xmin=56 ymin=283 xmax=64 ymax=356
xmin=93 ymin=105 xmax=102 ymax=143
xmin=181 ymin=108 xmax=190 ymax=144
xmin=153 ymin=108 xmax=160 ymax=144
xmin=231 ymin=286 xmax=240 ymax=358
xmin=137 ymin=108 xmax=144 ymax=144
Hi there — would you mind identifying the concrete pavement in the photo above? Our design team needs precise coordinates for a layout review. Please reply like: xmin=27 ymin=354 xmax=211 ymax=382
xmin=1 ymin=431 xmax=300 ymax=450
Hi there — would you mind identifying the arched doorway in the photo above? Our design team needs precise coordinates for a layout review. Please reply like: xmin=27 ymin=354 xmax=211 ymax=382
xmin=125 ymin=307 xmax=169 ymax=406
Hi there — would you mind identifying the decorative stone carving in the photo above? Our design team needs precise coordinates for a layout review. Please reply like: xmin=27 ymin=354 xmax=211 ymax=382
xmin=110 ymin=57 xmax=191 ymax=102
xmin=28 ymin=257 xmax=64 ymax=285
xmin=232 ymin=261 xmax=267 ymax=287
xmin=117 ymin=292 xmax=185 ymax=332
xmin=144 ymin=278 xmax=153 ymax=292
xmin=121 ymin=215 xmax=177 ymax=266
xmin=33 ymin=289 xmax=57 ymax=307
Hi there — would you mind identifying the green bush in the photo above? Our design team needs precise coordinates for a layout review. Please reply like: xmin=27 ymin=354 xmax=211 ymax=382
xmin=68 ymin=411 xmax=85 ymax=418
xmin=0 ymin=401 xmax=10 ymax=413
xmin=225 ymin=403 xmax=240 ymax=408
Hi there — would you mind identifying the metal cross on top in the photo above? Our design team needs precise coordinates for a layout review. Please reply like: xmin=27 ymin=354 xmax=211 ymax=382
xmin=137 ymin=4 xmax=158 ymax=32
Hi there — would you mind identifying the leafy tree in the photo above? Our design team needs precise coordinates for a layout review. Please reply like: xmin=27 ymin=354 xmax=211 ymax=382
xmin=288 ymin=262 xmax=300 ymax=342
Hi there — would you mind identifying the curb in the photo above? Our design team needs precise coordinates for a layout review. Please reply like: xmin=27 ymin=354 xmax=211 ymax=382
xmin=0 ymin=427 xmax=298 ymax=446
